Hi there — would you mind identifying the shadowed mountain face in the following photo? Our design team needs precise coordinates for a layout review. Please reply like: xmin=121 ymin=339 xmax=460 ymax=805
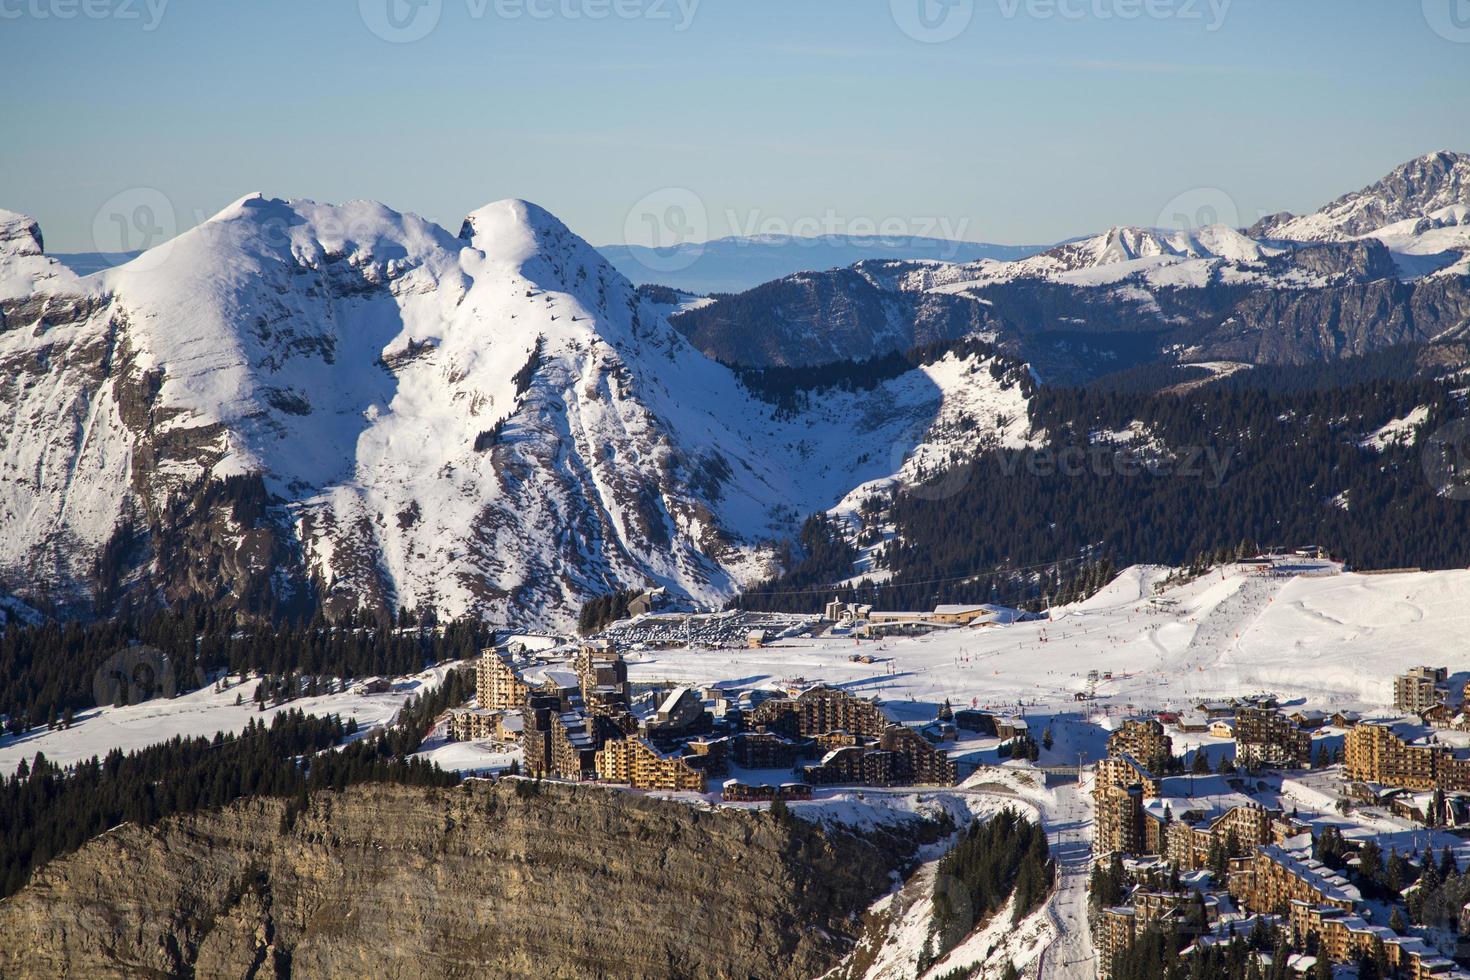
xmin=673 ymin=154 xmax=1470 ymax=383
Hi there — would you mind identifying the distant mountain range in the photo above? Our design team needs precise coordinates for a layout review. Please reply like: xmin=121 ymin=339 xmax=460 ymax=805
xmin=674 ymin=152 xmax=1470 ymax=382
xmin=579 ymin=236 xmax=1046 ymax=294
xmin=6 ymin=150 xmax=1468 ymax=629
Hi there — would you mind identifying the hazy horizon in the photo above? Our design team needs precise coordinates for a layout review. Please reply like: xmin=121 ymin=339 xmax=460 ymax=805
xmin=5 ymin=0 xmax=1469 ymax=254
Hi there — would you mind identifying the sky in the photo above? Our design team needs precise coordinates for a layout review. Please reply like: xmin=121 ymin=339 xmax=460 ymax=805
xmin=2 ymin=0 xmax=1469 ymax=253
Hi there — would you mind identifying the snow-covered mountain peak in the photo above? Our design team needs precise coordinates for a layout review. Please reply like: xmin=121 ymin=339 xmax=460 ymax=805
xmin=0 ymin=210 xmax=82 ymax=300
xmin=0 ymin=210 xmax=44 ymax=259
xmin=1256 ymin=150 xmax=1470 ymax=242
xmin=2 ymin=192 xmax=1040 ymax=628
xmin=456 ymin=197 xmax=668 ymax=360
xmin=459 ymin=198 xmax=564 ymax=256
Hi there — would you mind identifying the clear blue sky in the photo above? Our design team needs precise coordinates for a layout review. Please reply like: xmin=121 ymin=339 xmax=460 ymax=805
xmin=3 ymin=0 xmax=1468 ymax=252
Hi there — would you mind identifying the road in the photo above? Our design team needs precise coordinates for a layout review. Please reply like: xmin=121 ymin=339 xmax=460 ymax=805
xmin=1037 ymin=777 xmax=1097 ymax=980
xmin=858 ymin=770 xmax=1096 ymax=980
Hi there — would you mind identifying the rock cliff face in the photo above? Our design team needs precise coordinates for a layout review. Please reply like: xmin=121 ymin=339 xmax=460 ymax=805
xmin=0 ymin=781 xmax=920 ymax=979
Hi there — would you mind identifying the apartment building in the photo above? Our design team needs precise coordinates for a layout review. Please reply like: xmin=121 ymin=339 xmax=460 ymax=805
xmin=803 ymin=745 xmax=897 ymax=787
xmin=800 ymin=725 xmax=957 ymax=787
xmin=477 ymin=649 xmax=530 ymax=711
xmin=595 ymin=736 xmax=706 ymax=792
xmin=1228 ymin=845 xmax=1360 ymax=916
xmin=749 ymin=685 xmax=893 ymax=739
xmin=1395 ymin=666 xmax=1448 ymax=715
xmin=1344 ymin=721 xmax=1450 ymax=791
xmin=448 ymin=707 xmax=520 ymax=742
xmin=1163 ymin=803 xmax=1275 ymax=871
xmin=721 ymin=781 xmax=813 ymax=803
xmin=732 ymin=730 xmax=804 ymax=769
xmin=1096 ymin=754 xmax=1161 ymax=799
xmin=1095 ymin=781 xmax=1145 ymax=857
xmin=1097 ymin=891 xmax=1209 ymax=979
xmin=1107 ymin=719 xmax=1173 ymax=768
xmin=1289 ymin=902 xmax=1463 ymax=979
xmin=878 ymin=725 xmax=957 ymax=785
xmin=574 ymin=641 xmax=630 ymax=716
xmin=1234 ymin=707 xmax=1313 ymax=769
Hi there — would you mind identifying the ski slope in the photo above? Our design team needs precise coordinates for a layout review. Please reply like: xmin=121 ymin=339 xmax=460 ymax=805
xmin=626 ymin=564 xmax=1470 ymax=742
xmin=0 ymin=665 xmax=454 ymax=774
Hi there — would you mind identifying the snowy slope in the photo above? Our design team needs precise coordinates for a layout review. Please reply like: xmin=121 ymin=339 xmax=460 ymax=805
xmin=0 ymin=209 xmax=82 ymax=300
xmin=1259 ymin=151 xmax=1470 ymax=243
xmin=916 ymin=223 xmax=1383 ymax=293
xmin=0 ymin=196 xmax=1038 ymax=628
xmin=619 ymin=563 xmax=1470 ymax=725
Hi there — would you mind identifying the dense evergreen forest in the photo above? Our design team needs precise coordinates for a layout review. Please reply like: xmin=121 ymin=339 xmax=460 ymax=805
xmin=923 ymin=809 xmax=1054 ymax=972
xmin=726 ymin=336 xmax=1034 ymax=417
xmin=577 ymin=588 xmax=641 ymax=635
xmin=0 ymin=607 xmax=493 ymax=738
xmin=740 ymin=364 xmax=1470 ymax=613
xmin=0 ymin=665 xmax=472 ymax=900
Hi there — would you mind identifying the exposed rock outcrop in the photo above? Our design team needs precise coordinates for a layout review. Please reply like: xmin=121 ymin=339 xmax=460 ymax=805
xmin=0 ymin=781 xmax=922 ymax=979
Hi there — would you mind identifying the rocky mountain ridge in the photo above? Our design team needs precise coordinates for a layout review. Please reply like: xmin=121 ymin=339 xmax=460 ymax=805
xmin=1250 ymin=150 xmax=1470 ymax=242
xmin=0 ymin=196 xmax=1036 ymax=627
xmin=0 ymin=780 xmax=924 ymax=979
xmin=673 ymin=152 xmax=1470 ymax=381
